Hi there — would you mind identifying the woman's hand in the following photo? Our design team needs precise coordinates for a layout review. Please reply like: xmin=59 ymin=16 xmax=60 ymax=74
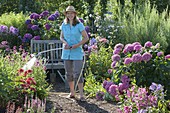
xmin=64 ymin=44 xmax=71 ymax=49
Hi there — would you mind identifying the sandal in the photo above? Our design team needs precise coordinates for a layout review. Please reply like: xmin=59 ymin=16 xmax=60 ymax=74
xmin=67 ymin=94 xmax=75 ymax=98
xmin=80 ymin=97 xmax=86 ymax=102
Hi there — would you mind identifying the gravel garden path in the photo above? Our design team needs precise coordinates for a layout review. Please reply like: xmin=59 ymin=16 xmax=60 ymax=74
xmin=45 ymin=78 xmax=118 ymax=113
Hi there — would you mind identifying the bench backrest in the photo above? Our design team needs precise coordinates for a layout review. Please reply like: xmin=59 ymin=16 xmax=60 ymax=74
xmin=31 ymin=39 xmax=63 ymax=63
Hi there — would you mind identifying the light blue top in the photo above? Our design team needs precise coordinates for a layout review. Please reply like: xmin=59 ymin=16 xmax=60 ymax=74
xmin=60 ymin=22 xmax=85 ymax=60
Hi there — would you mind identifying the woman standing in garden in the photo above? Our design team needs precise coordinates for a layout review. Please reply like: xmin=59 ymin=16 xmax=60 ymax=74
xmin=60 ymin=6 xmax=89 ymax=101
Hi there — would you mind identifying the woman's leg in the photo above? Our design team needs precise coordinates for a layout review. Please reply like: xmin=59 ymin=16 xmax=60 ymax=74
xmin=64 ymin=60 xmax=75 ymax=96
xmin=73 ymin=60 xmax=84 ymax=98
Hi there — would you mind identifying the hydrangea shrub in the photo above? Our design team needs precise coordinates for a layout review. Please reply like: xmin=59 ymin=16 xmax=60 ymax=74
xmin=110 ymin=41 xmax=170 ymax=98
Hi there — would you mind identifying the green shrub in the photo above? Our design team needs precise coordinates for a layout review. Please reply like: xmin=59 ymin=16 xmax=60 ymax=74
xmin=88 ymin=43 xmax=113 ymax=82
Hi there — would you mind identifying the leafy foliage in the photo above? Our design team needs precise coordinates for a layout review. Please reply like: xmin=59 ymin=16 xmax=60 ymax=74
xmin=0 ymin=42 xmax=50 ymax=109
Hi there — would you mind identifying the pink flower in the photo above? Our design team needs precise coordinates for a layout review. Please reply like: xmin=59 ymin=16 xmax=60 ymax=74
xmin=132 ymin=53 xmax=142 ymax=63
xmin=144 ymin=41 xmax=152 ymax=48
xmin=134 ymin=45 xmax=142 ymax=51
xmin=124 ymin=58 xmax=132 ymax=65
xmin=113 ymin=48 xmax=121 ymax=54
xmin=142 ymin=52 xmax=152 ymax=62
xmin=112 ymin=54 xmax=120 ymax=61
xmin=114 ymin=43 xmax=124 ymax=49
xmin=107 ymin=69 xmax=112 ymax=74
xmin=157 ymin=52 xmax=163 ymax=57
xmin=165 ymin=54 xmax=170 ymax=60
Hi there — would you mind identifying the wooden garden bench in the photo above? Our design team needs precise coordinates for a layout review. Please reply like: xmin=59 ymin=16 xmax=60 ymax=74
xmin=30 ymin=39 xmax=67 ymax=84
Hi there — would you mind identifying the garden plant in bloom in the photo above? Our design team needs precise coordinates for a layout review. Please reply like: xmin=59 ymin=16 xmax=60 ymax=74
xmin=20 ymin=10 xmax=60 ymax=49
xmin=0 ymin=41 xmax=50 ymax=112
xmin=117 ymin=83 xmax=168 ymax=113
xmin=109 ymin=41 xmax=170 ymax=98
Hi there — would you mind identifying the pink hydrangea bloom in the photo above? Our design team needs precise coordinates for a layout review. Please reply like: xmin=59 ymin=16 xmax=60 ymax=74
xmin=132 ymin=53 xmax=142 ymax=63
xmin=124 ymin=58 xmax=132 ymax=65
xmin=142 ymin=52 xmax=152 ymax=62
xmin=144 ymin=41 xmax=152 ymax=48
xmin=157 ymin=52 xmax=163 ymax=57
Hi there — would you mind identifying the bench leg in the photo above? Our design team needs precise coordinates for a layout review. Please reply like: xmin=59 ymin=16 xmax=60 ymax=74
xmin=57 ymin=70 xmax=69 ymax=88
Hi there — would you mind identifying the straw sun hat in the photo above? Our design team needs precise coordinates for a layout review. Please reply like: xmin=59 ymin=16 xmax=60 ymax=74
xmin=64 ymin=6 xmax=77 ymax=15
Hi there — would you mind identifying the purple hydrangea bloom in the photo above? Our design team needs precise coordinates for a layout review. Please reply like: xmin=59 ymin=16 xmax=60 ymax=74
xmin=124 ymin=58 xmax=132 ymax=65
xmin=48 ymin=14 xmax=55 ymax=21
xmin=142 ymin=52 xmax=152 ymax=62
xmin=33 ymin=35 xmax=41 ymax=40
xmin=40 ymin=10 xmax=49 ymax=17
xmin=149 ymin=82 xmax=157 ymax=91
xmin=45 ymin=23 xmax=52 ymax=30
xmin=9 ymin=26 xmax=19 ymax=35
xmin=54 ymin=11 xmax=60 ymax=18
xmin=85 ymin=26 xmax=90 ymax=33
xmin=83 ymin=44 xmax=88 ymax=49
xmin=0 ymin=25 xmax=8 ymax=33
xmin=79 ymin=18 xmax=84 ymax=23
xmin=144 ymin=41 xmax=152 ymax=48
xmin=111 ymin=54 xmax=120 ymax=61
xmin=157 ymin=52 xmax=163 ymax=57
xmin=132 ymin=53 xmax=142 ymax=63
xmin=90 ymin=38 xmax=97 ymax=45
xmin=23 ymin=33 xmax=33 ymax=39
xmin=30 ymin=13 xmax=40 ymax=20
xmin=31 ymin=25 xmax=39 ymax=30
xmin=25 ymin=19 xmax=31 ymax=25
xmin=27 ymin=24 xmax=33 ymax=29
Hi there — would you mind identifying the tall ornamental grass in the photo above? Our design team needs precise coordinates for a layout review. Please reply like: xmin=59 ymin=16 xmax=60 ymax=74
xmin=110 ymin=1 xmax=169 ymax=51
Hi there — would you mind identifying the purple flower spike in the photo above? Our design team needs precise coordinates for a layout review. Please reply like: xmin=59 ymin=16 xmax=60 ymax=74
xmin=45 ymin=23 xmax=52 ymax=30
xmin=79 ymin=18 xmax=84 ymax=23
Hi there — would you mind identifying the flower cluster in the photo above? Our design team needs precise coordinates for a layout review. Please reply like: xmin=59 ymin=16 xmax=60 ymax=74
xmin=0 ymin=25 xmax=19 ymax=35
xmin=102 ymin=74 xmax=130 ymax=101
xmin=20 ymin=10 xmax=60 ymax=43
xmin=96 ymin=91 xmax=105 ymax=101
xmin=0 ymin=25 xmax=20 ymax=47
xmin=118 ymin=83 xmax=167 ymax=113
xmin=109 ymin=41 xmax=170 ymax=98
